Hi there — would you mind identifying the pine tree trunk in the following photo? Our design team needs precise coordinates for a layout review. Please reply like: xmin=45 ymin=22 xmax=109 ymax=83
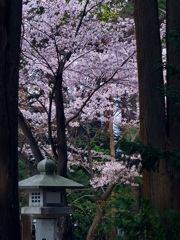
xmin=166 ymin=0 xmax=180 ymax=210
xmin=134 ymin=0 xmax=171 ymax=209
xmin=0 ymin=0 xmax=22 ymax=239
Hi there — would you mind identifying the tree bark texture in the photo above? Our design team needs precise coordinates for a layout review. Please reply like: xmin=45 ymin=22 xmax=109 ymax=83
xmin=55 ymin=70 xmax=68 ymax=177
xmin=0 ymin=0 xmax=22 ymax=239
xmin=166 ymin=0 xmax=180 ymax=148
xmin=134 ymin=0 xmax=172 ymax=209
xmin=87 ymin=181 xmax=117 ymax=239
xmin=86 ymin=204 xmax=105 ymax=240
xmin=166 ymin=0 xmax=180 ymax=210
xmin=54 ymin=67 xmax=74 ymax=239
xmin=57 ymin=216 xmax=74 ymax=240
xmin=21 ymin=215 xmax=33 ymax=240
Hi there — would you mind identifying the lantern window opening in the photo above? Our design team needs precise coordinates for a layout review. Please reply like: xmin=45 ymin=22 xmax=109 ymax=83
xmin=45 ymin=191 xmax=64 ymax=206
xmin=29 ymin=190 xmax=43 ymax=207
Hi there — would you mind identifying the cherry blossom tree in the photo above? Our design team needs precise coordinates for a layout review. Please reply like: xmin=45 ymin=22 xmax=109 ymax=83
xmin=19 ymin=0 xmax=137 ymax=163
xmin=19 ymin=0 xmax=139 ymax=238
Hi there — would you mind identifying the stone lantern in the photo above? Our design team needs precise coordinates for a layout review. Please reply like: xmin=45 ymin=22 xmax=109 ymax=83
xmin=19 ymin=157 xmax=84 ymax=240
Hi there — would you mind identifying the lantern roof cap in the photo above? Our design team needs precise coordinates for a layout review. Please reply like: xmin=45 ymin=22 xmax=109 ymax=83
xmin=19 ymin=157 xmax=84 ymax=189
xmin=37 ymin=157 xmax=56 ymax=174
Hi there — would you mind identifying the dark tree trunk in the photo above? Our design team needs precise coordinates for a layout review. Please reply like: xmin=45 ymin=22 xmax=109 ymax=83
xmin=166 ymin=0 xmax=180 ymax=210
xmin=55 ymin=70 xmax=68 ymax=177
xmin=134 ymin=0 xmax=172 ymax=209
xmin=21 ymin=215 xmax=33 ymax=240
xmin=54 ymin=67 xmax=74 ymax=240
xmin=18 ymin=109 xmax=44 ymax=165
xmin=0 ymin=0 xmax=22 ymax=239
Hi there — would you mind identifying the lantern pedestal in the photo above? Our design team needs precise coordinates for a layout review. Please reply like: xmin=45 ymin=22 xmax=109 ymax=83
xmin=36 ymin=219 xmax=58 ymax=240
xmin=19 ymin=157 xmax=84 ymax=240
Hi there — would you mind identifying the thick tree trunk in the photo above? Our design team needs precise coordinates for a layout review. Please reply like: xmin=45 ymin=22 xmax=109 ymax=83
xmin=166 ymin=0 xmax=180 ymax=210
xmin=134 ymin=0 xmax=171 ymax=209
xmin=0 ymin=0 xmax=22 ymax=239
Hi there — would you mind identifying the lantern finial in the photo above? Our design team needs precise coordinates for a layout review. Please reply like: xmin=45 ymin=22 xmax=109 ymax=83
xmin=37 ymin=157 xmax=56 ymax=175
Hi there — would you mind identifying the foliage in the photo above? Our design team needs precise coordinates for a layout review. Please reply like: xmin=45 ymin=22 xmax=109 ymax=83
xmin=67 ymin=168 xmax=139 ymax=239
xmin=118 ymin=139 xmax=160 ymax=171
xmin=158 ymin=0 xmax=166 ymax=11
xmin=18 ymin=160 xmax=29 ymax=207
xmin=18 ymin=160 xmax=30 ymax=181
xmin=68 ymin=168 xmax=180 ymax=240
xmin=119 ymin=199 xmax=180 ymax=240
xmin=167 ymin=26 xmax=180 ymax=51
xmin=95 ymin=0 xmax=134 ymax=21
xmin=119 ymin=123 xmax=140 ymax=142
xmin=67 ymin=167 xmax=95 ymax=239
xmin=119 ymin=138 xmax=180 ymax=176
